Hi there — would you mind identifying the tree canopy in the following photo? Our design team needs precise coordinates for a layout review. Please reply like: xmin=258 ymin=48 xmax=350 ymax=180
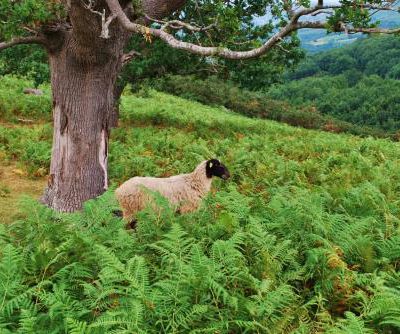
xmin=2 ymin=1 xmax=400 ymax=90
xmin=2 ymin=0 xmax=400 ymax=59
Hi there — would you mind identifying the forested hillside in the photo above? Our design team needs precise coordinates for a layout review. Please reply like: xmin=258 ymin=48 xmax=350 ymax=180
xmin=288 ymin=36 xmax=400 ymax=80
xmin=267 ymin=36 xmax=400 ymax=133
xmin=143 ymin=36 xmax=400 ymax=135
xmin=1 ymin=77 xmax=400 ymax=333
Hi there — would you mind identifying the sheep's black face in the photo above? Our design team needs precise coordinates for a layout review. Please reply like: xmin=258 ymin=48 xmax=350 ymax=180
xmin=206 ymin=159 xmax=230 ymax=180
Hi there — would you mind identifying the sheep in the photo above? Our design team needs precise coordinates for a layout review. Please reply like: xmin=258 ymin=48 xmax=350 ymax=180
xmin=115 ymin=159 xmax=230 ymax=226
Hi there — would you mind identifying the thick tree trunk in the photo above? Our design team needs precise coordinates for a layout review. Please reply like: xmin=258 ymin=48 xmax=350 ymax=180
xmin=38 ymin=0 xmax=187 ymax=212
xmin=41 ymin=38 xmax=123 ymax=212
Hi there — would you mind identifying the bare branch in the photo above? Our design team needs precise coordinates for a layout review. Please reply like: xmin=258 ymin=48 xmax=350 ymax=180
xmin=311 ymin=10 xmax=334 ymax=17
xmin=0 ymin=36 xmax=45 ymax=52
xmin=291 ymin=5 xmax=342 ymax=22
xmin=295 ymin=21 xmax=327 ymax=30
xmin=22 ymin=26 xmax=39 ymax=34
xmin=106 ymin=0 xmax=400 ymax=60
xmin=83 ymin=0 xmax=104 ymax=16
xmin=292 ymin=3 xmax=398 ymax=22
xmin=275 ymin=37 xmax=290 ymax=54
xmin=100 ymin=13 xmax=117 ymax=38
xmin=276 ymin=44 xmax=290 ymax=54
xmin=368 ymin=0 xmax=400 ymax=18
xmin=106 ymin=0 xmax=296 ymax=59
xmin=17 ymin=118 xmax=35 ymax=124
xmin=83 ymin=0 xmax=117 ymax=38
xmin=145 ymin=15 xmax=216 ymax=32
xmin=297 ymin=21 xmax=400 ymax=34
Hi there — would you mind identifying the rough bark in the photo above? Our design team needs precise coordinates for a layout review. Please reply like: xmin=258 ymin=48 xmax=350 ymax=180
xmin=142 ymin=0 xmax=186 ymax=19
xmin=41 ymin=39 xmax=122 ymax=212
xmin=41 ymin=2 xmax=132 ymax=212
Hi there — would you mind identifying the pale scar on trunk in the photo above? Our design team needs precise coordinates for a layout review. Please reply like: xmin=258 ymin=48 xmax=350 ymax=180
xmin=99 ymin=128 xmax=108 ymax=190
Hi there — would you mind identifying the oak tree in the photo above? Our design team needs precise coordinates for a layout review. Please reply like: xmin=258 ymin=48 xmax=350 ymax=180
xmin=1 ymin=0 xmax=399 ymax=212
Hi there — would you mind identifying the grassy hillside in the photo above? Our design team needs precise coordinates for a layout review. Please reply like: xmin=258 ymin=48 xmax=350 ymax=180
xmin=152 ymin=75 xmax=387 ymax=139
xmin=1 ymin=77 xmax=400 ymax=333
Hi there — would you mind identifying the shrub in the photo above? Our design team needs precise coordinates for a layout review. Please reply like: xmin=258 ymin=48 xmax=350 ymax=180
xmin=151 ymin=75 xmax=386 ymax=138
xmin=0 ymin=76 xmax=51 ymax=122
xmin=0 ymin=124 xmax=51 ymax=175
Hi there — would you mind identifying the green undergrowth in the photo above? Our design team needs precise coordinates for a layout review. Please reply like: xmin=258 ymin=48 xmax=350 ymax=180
xmin=0 ymin=124 xmax=52 ymax=175
xmin=0 ymin=77 xmax=400 ymax=332
xmin=151 ymin=75 xmax=387 ymax=139
xmin=0 ymin=76 xmax=51 ymax=122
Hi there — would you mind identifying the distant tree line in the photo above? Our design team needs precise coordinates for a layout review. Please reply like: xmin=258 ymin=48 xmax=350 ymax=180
xmin=287 ymin=35 xmax=400 ymax=80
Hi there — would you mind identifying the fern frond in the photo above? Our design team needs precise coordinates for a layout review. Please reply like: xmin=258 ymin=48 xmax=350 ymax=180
xmin=66 ymin=318 xmax=90 ymax=334
xmin=326 ymin=312 xmax=373 ymax=334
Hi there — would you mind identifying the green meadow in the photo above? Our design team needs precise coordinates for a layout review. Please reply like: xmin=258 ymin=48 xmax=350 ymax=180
xmin=0 ymin=76 xmax=399 ymax=333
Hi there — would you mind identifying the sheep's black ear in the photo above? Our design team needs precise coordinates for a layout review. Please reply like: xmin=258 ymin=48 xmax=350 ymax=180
xmin=206 ymin=159 xmax=214 ymax=178
xmin=206 ymin=159 xmax=220 ymax=178
xmin=208 ymin=159 xmax=220 ymax=167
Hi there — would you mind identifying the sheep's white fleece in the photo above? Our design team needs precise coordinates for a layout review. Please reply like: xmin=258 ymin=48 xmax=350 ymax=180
xmin=115 ymin=160 xmax=212 ymax=220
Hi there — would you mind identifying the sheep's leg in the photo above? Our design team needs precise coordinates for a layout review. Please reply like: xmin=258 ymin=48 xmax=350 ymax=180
xmin=120 ymin=209 xmax=138 ymax=230
xmin=125 ymin=219 xmax=138 ymax=230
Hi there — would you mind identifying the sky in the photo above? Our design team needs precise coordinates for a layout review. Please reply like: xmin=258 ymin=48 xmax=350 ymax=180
xmin=253 ymin=0 xmax=341 ymax=25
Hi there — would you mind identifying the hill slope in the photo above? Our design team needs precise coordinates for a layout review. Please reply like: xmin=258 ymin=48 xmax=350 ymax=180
xmin=0 ymin=77 xmax=400 ymax=333
xmin=266 ymin=36 xmax=400 ymax=133
xmin=288 ymin=35 xmax=400 ymax=81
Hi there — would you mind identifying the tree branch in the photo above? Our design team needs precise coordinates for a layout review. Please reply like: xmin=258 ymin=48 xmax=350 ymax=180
xmin=297 ymin=21 xmax=400 ymax=34
xmin=292 ymin=3 xmax=398 ymax=22
xmin=0 ymin=36 xmax=45 ymax=51
xmin=145 ymin=15 xmax=216 ymax=32
xmin=106 ymin=0 xmax=297 ymax=59
xmin=106 ymin=0 xmax=400 ymax=60
xmin=83 ymin=0 xmax=117 ymax=38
